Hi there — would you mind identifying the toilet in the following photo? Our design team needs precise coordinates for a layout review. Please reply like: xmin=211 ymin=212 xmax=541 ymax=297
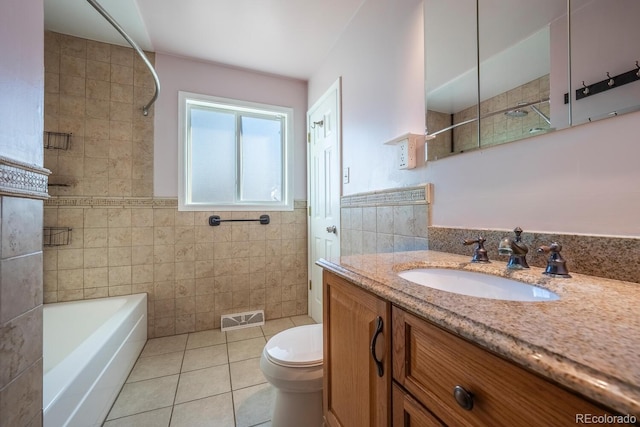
xmin=259 ymin=323 xmax=324 ymax=427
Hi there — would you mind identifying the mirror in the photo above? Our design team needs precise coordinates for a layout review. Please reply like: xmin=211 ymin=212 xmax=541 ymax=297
xmin=478 ymin=0 xmax=568 ymax=149
xmin=424 ymin=0 xmax=479 ymax=160
xmin=424 ymin=0 xmax=640 ymax=161
xmin=569 ymin=0 xmax=640 ymax=125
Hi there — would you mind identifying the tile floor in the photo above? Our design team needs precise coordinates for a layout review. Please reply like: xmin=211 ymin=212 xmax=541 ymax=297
xmin=103 ymin=315 xmax=316 ymax=427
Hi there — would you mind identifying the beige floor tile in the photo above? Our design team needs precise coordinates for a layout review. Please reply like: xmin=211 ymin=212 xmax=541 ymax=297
xmin=261 ymin=318 xmax=295 ymax=336
xmin=230 ymin=357 xmax=267 ymax=390
xmin=233 ymin=383 xmax=275 ymax=427
xmin=186 ymin=329 xmax=226 ymax=349
xmin=170 ymin=394 xmax=235 ymax=427
xmin=290 ymin=315 xmax=317 ymax=326
xmin=227 ymin=337 xmax=266 ymax=363
xmin=141 ymin=334 xmax=188 ymax=357
xmin=226 ymin=326 xmax=264 ymax=342
xmin=182 ymin=343 xmax=228 ymax=372
xmin=103 ymin=407 xmax=172 ymax=427
xmin=175 ymin=365 xmax=231 ymax=404
xmin=253 ymin=422 xmax=272 ymax=427
xmin=127 ymin=351 xmax=184 ymax=382
xmin=107 ymin=375 xmax=179 ymax=420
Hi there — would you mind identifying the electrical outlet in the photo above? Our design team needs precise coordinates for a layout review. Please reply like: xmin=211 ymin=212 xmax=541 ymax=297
xmin=398 ymin=141 xmax=408 ymax=168
xmin=398 ymin=139 xmax=417 ymax=169
xmin=384 ymin=133 xmax=420 ymax=170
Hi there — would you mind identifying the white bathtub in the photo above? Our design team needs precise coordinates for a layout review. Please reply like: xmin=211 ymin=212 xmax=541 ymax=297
xmin=43 ymin=294 xmax=147 ymax=427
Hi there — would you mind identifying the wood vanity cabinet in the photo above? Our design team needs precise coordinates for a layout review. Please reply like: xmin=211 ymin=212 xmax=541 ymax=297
xmin=392 ymin=307 xmax=620 ymax=427
xmin=323 ymin=270 xmax=391 ymax=427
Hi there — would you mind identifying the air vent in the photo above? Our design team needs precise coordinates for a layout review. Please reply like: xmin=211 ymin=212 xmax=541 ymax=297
xmin=221 ymin=310 xmax=265 ymax=332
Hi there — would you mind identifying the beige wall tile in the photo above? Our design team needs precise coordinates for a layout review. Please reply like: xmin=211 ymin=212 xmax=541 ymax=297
xmin=44 ymin=33 xmax=310 ymax=338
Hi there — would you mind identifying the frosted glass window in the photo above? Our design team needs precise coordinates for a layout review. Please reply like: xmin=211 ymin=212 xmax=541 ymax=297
xmin=178 ymin=92 xmax=294 ymax=211
xmin=240 ymin=115 xmax=283 ymax=202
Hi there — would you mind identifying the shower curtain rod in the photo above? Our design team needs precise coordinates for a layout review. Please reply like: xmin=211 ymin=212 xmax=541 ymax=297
xmin=86 ymin=0 xmax=160 ymax=116
xmin=427 ymin=98 xmax=550 ymax=138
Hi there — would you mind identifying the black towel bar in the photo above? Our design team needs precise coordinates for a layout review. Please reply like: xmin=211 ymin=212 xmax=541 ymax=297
xmin=208 ymin=214 xmax=270 ymax=226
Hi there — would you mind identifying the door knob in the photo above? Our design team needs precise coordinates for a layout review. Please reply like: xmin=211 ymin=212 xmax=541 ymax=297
xmin=326 ymin=225 xmax=337 ymax=234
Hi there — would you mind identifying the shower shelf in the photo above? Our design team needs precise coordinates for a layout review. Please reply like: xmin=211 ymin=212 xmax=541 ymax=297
xmin=43 ymin=227 xmax=72 ymax=247
xmin=44 ymin=131 xmax=72 ymax=150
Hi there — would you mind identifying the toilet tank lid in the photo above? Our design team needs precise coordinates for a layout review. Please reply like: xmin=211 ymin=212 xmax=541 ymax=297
xmin=265 ymin=323 xmax=323 ymax=366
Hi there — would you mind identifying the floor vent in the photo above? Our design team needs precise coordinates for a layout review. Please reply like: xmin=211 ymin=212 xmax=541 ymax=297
xmin=221 ymin=310 xmax=265 ymax=332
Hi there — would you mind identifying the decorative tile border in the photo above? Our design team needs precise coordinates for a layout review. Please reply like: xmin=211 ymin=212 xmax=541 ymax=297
xmin=45 ymin=197 xmax=309 ymax=209
xmin=341 ymin=184 xmax=431 ymax=208
xmin=45 ymin=197 xmax=178 ymax=207
xmin=0 ymin=156 xmax=50 ymax=200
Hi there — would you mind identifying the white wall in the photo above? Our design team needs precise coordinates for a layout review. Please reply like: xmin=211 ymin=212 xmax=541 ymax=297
xmin=154 ymin=54 xmax=308 ymax=199
xmin=0 ymin=0 xmax=44 ymax=165
xmin=308 ymin=0 xmax=426 ymax=194
xmin=309 ymin=0 xmax=640 ymax=238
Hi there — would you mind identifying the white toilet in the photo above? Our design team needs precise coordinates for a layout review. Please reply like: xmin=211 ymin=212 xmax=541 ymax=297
xmin=259 ymin=323 xmax=324 ymax=427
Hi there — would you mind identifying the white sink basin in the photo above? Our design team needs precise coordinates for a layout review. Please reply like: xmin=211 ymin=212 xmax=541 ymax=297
xmin=397 ymin=268 xmax=559 ymax=302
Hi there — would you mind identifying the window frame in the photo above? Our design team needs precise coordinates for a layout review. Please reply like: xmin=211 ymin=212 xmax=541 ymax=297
xmin=178 ymin=91 xmax=294 ymax=211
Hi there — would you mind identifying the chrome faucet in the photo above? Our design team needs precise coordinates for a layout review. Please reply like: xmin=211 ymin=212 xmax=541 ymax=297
xmin=498 ymin=227 xmax=529 ymax=269
xmin=537 ymin=242 xmax=571 ymax=278
xmin=463 ymin=237 xmax=490 ymax=263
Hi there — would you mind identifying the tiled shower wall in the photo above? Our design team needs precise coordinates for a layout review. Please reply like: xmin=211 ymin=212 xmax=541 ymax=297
xmin=43 ymin=32 xmax=308 ymax=338
xmin=340 ymin=185 xmax=430 ymax=255
xmin=44 ymin=32 xmax=154 ymax=197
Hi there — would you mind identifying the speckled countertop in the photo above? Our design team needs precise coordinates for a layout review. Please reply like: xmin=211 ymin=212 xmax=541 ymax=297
xmin=317 ymin=250 xmax=640 ymax=416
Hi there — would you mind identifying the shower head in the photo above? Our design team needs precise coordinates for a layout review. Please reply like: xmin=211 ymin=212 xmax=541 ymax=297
xmin=505 ymin=108 xmax=528 ymax=118
xmin=505 ymin=102 xmax=529 ymax=118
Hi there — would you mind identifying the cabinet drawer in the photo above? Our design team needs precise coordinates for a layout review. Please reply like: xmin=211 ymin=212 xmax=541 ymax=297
xmin=392 ymin=306 xmax=617 ymax=427
xmin=393 ymin=383 xmax=445 ymax=427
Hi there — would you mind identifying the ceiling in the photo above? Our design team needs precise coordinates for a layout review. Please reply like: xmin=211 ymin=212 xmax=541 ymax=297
xmin=44 ymin=0 xmax=367 ymax=80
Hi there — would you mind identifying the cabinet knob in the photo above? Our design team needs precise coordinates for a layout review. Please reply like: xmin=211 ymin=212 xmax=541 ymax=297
xmin=453 ymin=385 xmax=474 ymax=411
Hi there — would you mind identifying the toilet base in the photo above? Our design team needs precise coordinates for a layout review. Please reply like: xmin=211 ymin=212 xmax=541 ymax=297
xmin=271 ymin=389 xmax=323 ymax=427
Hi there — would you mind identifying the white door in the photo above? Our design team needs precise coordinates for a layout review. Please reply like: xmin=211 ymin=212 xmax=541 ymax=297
xmin=307 ymin=79 xmax=341 ymax=323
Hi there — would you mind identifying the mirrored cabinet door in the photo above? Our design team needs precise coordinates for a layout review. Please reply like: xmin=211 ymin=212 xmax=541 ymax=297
xmin=424 ymin=0 xmax=479 ymax=160
xmin=569 ymin=0 xmax=640 ymax=125
xmin=478 ymin=0 xmax=569 ymax=149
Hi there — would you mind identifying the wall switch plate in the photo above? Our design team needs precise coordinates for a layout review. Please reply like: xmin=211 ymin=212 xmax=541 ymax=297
xmin=343 ymin=167 xmax=350 ymax=184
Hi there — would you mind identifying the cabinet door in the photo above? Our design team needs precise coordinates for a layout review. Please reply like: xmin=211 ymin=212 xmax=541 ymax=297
xmin=323 ymin=271 xmax=391 ymax=427
xmin=392 ymin=384 xmax=445 ymax=427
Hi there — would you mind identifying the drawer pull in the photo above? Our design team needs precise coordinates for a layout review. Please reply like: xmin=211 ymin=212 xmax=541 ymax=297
xmin=453 ymin=385 xmax=474 ymax=411
xmin=370 ymin=316 xmax=384 ymax=377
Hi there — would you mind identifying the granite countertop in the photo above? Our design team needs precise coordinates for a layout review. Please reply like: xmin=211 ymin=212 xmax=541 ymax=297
xmin=317 ymin=250 xmax=640 ymax=416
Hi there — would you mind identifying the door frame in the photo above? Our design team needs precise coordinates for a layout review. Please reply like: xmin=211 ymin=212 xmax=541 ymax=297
xmin=307 ymin=77 xmax=342 ymax=320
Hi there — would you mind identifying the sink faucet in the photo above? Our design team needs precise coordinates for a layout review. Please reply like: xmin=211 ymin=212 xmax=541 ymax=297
xmin=537 ymin=242 xmax=571 ymax=278
xmin=498 ymin=227 xmax=529 ymax=269
xmin=463 ymin=237 xmax=490 ymax=263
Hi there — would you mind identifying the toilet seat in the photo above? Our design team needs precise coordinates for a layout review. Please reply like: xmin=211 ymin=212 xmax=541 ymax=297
xmin=265 ymin=324 xmax=323 ymax=368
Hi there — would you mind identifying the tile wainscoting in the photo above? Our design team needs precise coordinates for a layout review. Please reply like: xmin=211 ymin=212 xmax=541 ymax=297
xmin=44 ymin=197 xmax=309 ymax=338
xmin=340 ymin=185 xmax=430 ymax=255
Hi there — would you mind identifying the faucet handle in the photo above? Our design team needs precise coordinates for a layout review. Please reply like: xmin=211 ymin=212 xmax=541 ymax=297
xmin=537 ymin=242 xmax=571 ymax=278
xmin=463 ymin=237 xmax=490 ymax=263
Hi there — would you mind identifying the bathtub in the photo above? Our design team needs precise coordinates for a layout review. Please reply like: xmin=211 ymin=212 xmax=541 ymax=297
xmin=43 ymin=293 xmax=147 ymax=427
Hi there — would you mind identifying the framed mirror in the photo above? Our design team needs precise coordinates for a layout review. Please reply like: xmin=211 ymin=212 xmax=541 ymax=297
xmin=569 ymin=0 xmax=640 ymax=125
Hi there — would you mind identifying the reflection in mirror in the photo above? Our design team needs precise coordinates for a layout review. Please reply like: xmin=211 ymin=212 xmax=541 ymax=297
xmin=570 ymin=0 xmax=640 ymax=125
xmin=478 ymin=0 xmax=569 ymax=148
xmin=424 ymin=0 xmax=479 ymax=160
